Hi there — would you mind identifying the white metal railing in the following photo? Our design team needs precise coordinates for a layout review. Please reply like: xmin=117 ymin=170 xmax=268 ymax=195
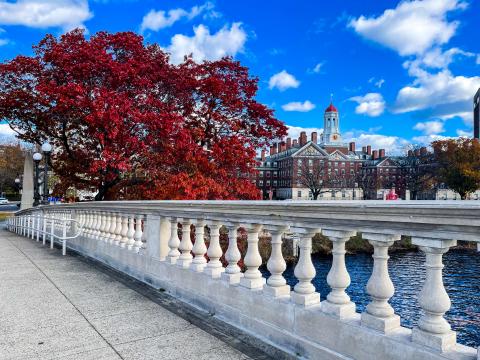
xmin=6 ymin=200 xmax=480 ymax=360
xmin=7 ymin=213 xmax=82 ymax=255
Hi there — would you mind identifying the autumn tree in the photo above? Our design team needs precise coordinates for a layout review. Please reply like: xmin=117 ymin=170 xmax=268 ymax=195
xmin=0 ymin=143 xmax=24 ymax=196
xmin=431 ymin=138 xmax=480 ymax=200
xmin=0 ymin=30 xmax=286 ymax=200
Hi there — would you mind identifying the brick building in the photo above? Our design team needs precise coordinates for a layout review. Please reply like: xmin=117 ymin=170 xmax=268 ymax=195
xmin=253 ymin=102 xmax=402 ymax=200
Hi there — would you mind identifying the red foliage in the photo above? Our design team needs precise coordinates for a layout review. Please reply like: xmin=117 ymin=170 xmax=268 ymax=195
xmin=0 ymin=30 xmax=286 ymax=200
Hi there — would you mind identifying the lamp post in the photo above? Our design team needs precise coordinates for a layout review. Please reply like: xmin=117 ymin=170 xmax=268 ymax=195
xmin=32 ymin=152 xmax=42 ymax=206
xmin=41 ymin=142 xmax=52 ymax=205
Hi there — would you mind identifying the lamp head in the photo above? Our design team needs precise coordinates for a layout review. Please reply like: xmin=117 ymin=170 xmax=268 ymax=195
xmin=33 ymin=152 xmax=42 ymax=161
xmin=41 ymin=142 xmax=52 ymax=153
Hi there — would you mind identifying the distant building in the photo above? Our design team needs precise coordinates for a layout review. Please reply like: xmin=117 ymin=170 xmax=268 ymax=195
xmin=474 ymin=88 xmax=480 ymax=139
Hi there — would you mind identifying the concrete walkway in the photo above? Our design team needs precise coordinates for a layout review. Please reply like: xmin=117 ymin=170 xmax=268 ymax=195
xmin=0 ymin=230 xmax=255 ymax=360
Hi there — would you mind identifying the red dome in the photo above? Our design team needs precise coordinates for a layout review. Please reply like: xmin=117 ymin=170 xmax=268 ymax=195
xmin=325 ymin=103 xmax=338 ymax=113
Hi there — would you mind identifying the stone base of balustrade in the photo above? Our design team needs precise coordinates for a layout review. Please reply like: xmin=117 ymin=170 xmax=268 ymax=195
xmin=204 ymin=266 xmax=225 ymax=279
xmin=321 ymin=300 xmax=356 ymax=318
xmin=189 ymin=262 xmax=207 ymax=273
xmin=239 ymin=276 xmax=265 ymax=290
xmin=290 ymin=291 xmax=320 ymax=306
xmin=176 ymin=258 xmax=193 ymax=269
xmin=412 ymin=327 xmax=457 ymax=352
xmin=264 ymin=284 xmax=290 ymax=298
xmin=221 ymin=272 xmax=243 ymax=285
xmin=361 ymin=312 xmax=400 ymax=333
xmin=167 ymin=256 xmax=178 ymax=265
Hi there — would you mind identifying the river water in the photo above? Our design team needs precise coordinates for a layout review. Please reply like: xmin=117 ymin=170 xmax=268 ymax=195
xmin=262 ymin=248 xmax=480 ymax=347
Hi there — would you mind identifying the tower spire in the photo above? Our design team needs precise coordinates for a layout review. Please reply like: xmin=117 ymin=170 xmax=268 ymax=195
xmin=330 ymin=92 xmax=334 ymax=104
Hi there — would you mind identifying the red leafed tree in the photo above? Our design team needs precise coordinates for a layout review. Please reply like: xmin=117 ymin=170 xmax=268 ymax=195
xmin=0 ymin=30 xmax=286 ymax=200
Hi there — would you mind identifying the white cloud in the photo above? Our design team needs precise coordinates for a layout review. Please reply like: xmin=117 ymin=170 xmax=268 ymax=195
xmin=349 ymin=0 xmax=464 ymax=56
xmin=165 ymin=23 xmax=247 ymax=64
xmin=286 ymin=125 xmax=323 ymax=141
xmin=394 ymin=68 xmax=480 ymax=116
xmin=312 ymin=62 xmax=324 ymax=73
xmin=0 ymin=123 xmax=17 ymax=143
xmin=456 ymin=129 xmax=472 ymax=137
xmin=408 ymin=47 xmax=475 ymax=70
xmin=282 ymin=100 xmax=315 ymax=112
xmin=0 ymin=0 xmax=93 ymax=31
xmin=268 ymin=70 xmax=300 ymax=91
xmin=140 ymin=2 xmax=214 ymax=32
xmin=0 ymin=38 xmax=7 ymax=46
xmin=349 ymin=92 xmax=385 ymax=117
xmin=413 ymin=120 xmax=445 ymax=135
xmin=344 ymin=131 xmax=410 ymax=155
xmin=368 ymin=77 xmax=385 ymax=88
xmin=411 ymin=134 xmax=450 ymax=145
xmin=476 ymin=54 xmax=480 ymax=65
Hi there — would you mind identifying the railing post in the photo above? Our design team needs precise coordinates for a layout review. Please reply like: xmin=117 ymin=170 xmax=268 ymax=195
xmin=239 ymin=224 xmax=264 ymax=289
xmin=411 ymin=237 xmax=457 ymax=352
xmin=50 ymin=218 xmax=55 ymax=249
xmin=177 ymin=219 xmax=193 ymax=268
xmin=126 ymin=214 xmax=136 ymax=250
xmin=204 ymin=221 xmax=224 ymax=278
xmin=291 ymin=228 xmax=321 ymax=306
xmin=144 ymin=214 xmax=161 ymax=259
xmin=133 ymin=214 xmax=144 ymax=253
xmin=322 ymin=229 xmax=357 ymax=318
xmin=62 ymin=221 xmax=67 ymax=255
xmin=190 ymin=219 xmax=207 ymax=272
xmin=264 ymin=225 xmax=290 ymax=297
xmin=42 ymin=213 xmax=47 ymax=245
xmin=361 ymin=232 xmax=401 ymax=333
xmin=36 ymin=213 xmax=41 ymax=242
xmin=222 ymin=222 xmax=242 ymax=284
xmin=120 ymin=214 xmax=129 ymax=248
xmin=167 ymin=217 xmax=180 ymax=264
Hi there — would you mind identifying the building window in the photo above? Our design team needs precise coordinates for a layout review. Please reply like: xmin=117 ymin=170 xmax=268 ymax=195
xmin=309 ymin=159 xmax=313 ymax=166
xmin=266 ymin=180 xmax=270 ymax=186
xmin=341 ymin=162 xmax=345 ymax=167
xmin=350 ymin=169 xmax=354 ymax=175
xmin=341 ymin=169 xmax=345 ymax=175
xmin=297 ymin=191 xmax=302 ymax=198
xmin=259 ymin=180 xmax=263 ymax=186
xmin=273 ymin=181 xmax=277 ymax=186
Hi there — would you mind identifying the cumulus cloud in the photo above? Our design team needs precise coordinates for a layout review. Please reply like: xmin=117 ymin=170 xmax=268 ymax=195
xmin=349 ymin=0 xmax=464 ymax=56
xmin=394 ymin=68 xmax=480 ymax=116
xmin=0 ymin=123 xmax=17 ymax=143
xmin=312 ymin=62 xmax=324 ymax=73
xmin=0 ymin=0 xmax=93 ymax=31
xmin=344 ymin=131 xmax=410 ymax=155
xmin=286 ymin=125 xmax=323 ymax=141
xmin=282 ymin=100 xmax=315 ymax=112
xmin=456 ymin=129 xmax=472 ymax=137
xmin=349 ymin=92 xmax=385 ymax=117
xmin=165 ymin=23 xmax=247 ymax=64
xmin=412 ymin=47 xmax=475 ymax=69
xmin=140 ymin=2 xmax=214 ymax=32
xmin=413 ymin=120 xmax=445 ymax=135
xmin=411 ymin=134 xmax=450 ymax=145
xmin=268 ymin=70 xmax=300 ymax=91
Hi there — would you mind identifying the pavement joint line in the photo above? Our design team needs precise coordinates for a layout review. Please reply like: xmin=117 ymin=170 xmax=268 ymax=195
xmin=5 ymin=234 xmax=126 ymax=360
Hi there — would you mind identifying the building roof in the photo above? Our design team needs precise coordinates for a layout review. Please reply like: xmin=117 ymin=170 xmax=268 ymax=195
xmin=325 ymin=102 xmax=338 ymax=113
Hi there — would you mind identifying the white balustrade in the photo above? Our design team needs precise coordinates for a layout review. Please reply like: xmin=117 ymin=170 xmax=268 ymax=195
xmin=8 ymin=201 xmax=480 ymax=360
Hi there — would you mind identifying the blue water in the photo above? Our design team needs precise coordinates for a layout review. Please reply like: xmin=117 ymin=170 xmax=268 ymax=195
xmin=261 ymin=249 xmax=480 ymax=347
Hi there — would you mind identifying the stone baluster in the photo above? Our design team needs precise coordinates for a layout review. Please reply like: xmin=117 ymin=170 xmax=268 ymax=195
xmin=133 ymin=214 xmax=144 ymax=253
xmin=141 ymin=216 xmax=147 ymax=250
xmin=190 ymin=219 xmax=207 ymax=272
xmin=204 ymin=221 xmax=224 ymax=278
xmin=167 ymin=218 xmax=180 ymax=264
xmin=411 ymin=237 xmax=457 ymax=352
xmin=95 ymin=211 xmax=103 ymax=239
xmin=103 ymin=213 xmax=112 ymax=242
xmin=126 ymin=214 xmax=136 ymax=250
xmin=177 ymin=219 xmax=193 ymax=268
xmin=85 ymin=211 xmax=92 ymax=236
xmin=264 ymin=225 xmax=290 ymax=297
xmin=239 ymin=224 xmax=264 ymax=289
xmin=361 ymin=233 xmax=401 ymax=333
xmin=120 ymin=214 xmax=129 ymax=248
xmin=291 ymin=228 xmax=321 ymax=306
xmin=322 ymin=229 xmax=357 ymax=318
xmin=114 ymin=213 xmax=123 ymax=246
xmin=99 ymin=212 xmax=108 ymax=240
xmin=107 ymin=212 xmax=117 ymax=244
xmin=222 ymin=223 xmax=243 ymax=284
xmin=91 ymin=211 xmax=98 ymax=238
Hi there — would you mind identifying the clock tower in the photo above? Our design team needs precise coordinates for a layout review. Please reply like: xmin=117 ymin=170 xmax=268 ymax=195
xmin=321 ymin=102 xmax=342 ymax=145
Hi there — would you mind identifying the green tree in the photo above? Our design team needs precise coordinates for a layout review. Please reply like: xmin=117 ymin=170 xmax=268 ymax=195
xmin=432 ymin=138 xmax=480 ymax=200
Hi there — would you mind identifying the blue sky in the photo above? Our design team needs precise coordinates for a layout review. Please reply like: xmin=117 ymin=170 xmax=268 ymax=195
xmin=1 ymin=0 xmax=479 ymax=154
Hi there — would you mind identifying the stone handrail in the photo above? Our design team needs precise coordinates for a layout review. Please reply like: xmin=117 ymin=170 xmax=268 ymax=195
xmin=7 ymin=200 xmax=480 ymax=360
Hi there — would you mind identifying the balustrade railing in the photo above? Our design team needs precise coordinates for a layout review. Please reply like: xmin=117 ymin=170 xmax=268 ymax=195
xmin=6 ymin=200 xmax=480 ymax=360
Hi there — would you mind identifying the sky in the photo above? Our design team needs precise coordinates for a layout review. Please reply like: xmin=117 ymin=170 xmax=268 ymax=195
xmin=0 ymin=0 xmax=479 ymax=154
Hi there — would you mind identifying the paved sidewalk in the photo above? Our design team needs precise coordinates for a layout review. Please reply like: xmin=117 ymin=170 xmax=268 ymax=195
xmin=0 ymin=230 xmax=253 ymax=360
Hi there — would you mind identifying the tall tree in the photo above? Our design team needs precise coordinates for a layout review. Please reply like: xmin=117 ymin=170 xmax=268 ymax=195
xmin=296 ymin=159 xmax=327 ymax=200
xmin=431 ymin=138 xmax=480 ymax=200
xmin=0 ymin=30 xmax=286 ymax=200
xmin=0 ymin=143 xmax=24 ymax=196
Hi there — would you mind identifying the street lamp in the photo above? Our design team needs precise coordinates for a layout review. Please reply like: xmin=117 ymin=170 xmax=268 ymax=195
xmin=33 ymin=152 xmax=42 ymax=206
xmin=41 ymin=142 xmax=52 ymax=205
